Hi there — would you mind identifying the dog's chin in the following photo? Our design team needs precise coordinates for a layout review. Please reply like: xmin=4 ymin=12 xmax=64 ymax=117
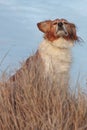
xmin=56 ymin=30 xmax=68 ymax=37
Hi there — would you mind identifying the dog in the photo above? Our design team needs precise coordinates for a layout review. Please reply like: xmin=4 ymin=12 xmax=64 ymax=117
xmin=36 ymin=18 xmax=79 ymax=84
xmin=9 ymin=18 xmax=79 ymax=86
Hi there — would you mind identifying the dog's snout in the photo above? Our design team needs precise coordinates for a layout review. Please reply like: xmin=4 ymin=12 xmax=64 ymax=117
xmin=58 ymin=22 xmax=63 ymax=27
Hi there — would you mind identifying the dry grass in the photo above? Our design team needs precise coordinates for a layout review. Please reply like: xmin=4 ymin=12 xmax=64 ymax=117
xmin=0 ymin=58 xmax=87 ymax=130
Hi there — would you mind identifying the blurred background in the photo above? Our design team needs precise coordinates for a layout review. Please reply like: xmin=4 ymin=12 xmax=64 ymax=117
xmin=0 ymin=0 xmax=87 ymax=88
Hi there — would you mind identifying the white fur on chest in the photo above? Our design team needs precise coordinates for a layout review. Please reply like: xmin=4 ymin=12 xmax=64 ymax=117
xmin=38 ymin=38 xmax=73 ymax=76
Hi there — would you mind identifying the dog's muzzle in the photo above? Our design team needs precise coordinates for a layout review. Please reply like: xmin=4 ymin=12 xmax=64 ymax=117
xmin=56 ymin=22 xmax=68 ymax=36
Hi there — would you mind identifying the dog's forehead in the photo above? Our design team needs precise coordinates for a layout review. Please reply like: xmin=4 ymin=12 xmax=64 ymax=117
xmin=52 ymin=19 xmax=60 ymax=22
xmin=61 ymin=19 xmax=68 ymax=22
xmin=52 ymin=18 xmax=69 ymax=23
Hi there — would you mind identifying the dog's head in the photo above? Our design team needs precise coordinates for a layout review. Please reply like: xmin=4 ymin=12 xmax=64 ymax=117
xmin=37 ymin=18 xmax=79 ymax=42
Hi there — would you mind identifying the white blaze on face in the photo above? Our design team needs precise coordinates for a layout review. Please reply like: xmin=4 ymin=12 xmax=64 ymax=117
xmin=56 ymin=24 xmax=68 ymax=36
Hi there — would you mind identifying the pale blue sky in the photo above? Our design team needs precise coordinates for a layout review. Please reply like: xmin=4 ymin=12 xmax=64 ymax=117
xmin=0 ymin=0 xmax=87 ymax=87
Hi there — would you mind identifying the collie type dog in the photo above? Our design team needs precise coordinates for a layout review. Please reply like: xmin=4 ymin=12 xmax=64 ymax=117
xmin=10 ymin=18 xmax=79 ymax=84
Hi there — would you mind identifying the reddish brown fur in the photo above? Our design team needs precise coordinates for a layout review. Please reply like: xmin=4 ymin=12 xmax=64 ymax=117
xmin=9 ymin=18 xmax=79 ymax=83
xmin=37 ymin=19 xmax=79 ymax=42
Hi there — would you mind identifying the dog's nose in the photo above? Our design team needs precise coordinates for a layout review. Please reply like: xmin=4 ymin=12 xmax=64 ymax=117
xmin=58 ymin=22 xmax=63 ymax=27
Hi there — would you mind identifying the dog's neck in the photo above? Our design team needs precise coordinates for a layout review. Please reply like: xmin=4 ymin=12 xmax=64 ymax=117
xmin=39 ymin=37 xmax=74 ymax=56
xmin=38 ymin=37 xmax=74 ymax=76
xmin=50 ymin=38 xmax=74 ymax=49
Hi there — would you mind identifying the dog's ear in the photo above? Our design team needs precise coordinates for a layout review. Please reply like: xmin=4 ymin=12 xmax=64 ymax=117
xmin=68 ymin=23 xmax=79 ymax=41
xmin=37 ymin=20 xmax=51 ymax=33
xmin=71 ymin=24 xmax=78 ymax=41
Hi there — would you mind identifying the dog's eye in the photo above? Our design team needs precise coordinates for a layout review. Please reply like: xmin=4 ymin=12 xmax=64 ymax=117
xmin=53 ymin=22 xmax=57 ymax=25
xmin=63 ymin=22 xmax=68 ymax=24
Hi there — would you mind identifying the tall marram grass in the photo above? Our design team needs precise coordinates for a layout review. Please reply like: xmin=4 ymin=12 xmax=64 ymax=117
xmin=0 ymin=58 xmax=87 ymax=130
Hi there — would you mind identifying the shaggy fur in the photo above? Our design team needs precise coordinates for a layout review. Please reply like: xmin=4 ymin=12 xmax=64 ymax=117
xmin=37 ymin=18 xmax=79 ymax=84
xmin=9 ymin=18 xmax=79 ymax=84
